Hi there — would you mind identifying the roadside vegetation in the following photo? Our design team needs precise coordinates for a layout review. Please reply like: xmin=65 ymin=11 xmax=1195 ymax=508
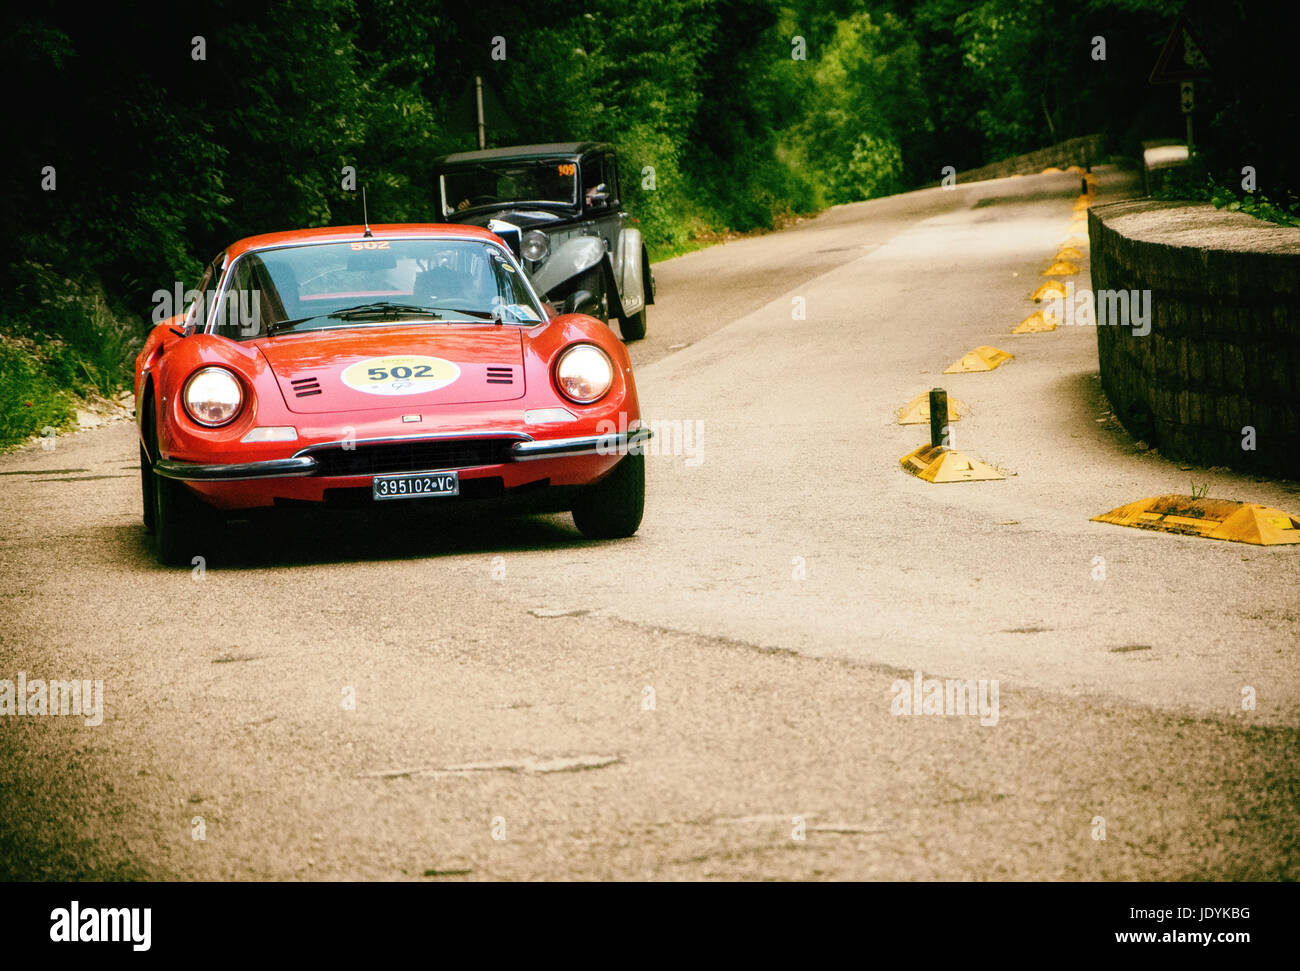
xmin=1 ymin=0 xmax=1290 ymax=449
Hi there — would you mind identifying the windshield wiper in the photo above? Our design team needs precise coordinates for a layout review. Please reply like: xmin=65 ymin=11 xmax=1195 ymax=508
xmin=422 ymin=307 xmax=512 ymax=325
xmin=266 ymin=313 xmax=331 ymax=337
xmin=263 ymin=301 xmax=462 ymax=335
xmin=332 ymin=302 xmax=442 ymax=320
xmin=263 ymin=304 xmax=444 ymax=337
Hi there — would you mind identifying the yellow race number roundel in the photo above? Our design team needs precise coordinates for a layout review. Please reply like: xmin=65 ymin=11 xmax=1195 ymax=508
xmin=340 ymin=356 xmax=460 ymax=396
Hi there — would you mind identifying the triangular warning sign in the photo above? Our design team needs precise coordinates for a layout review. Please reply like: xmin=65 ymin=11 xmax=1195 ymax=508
xmin=1150 ymin=12 xmax=1212 ymax=84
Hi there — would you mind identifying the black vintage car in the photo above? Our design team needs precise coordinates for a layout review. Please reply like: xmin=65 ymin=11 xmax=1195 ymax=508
xmin=432 ymin=142 xmax=652 ymax=340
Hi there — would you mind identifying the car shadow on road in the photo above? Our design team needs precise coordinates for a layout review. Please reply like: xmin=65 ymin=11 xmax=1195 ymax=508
xmin=121 ymin=506 xmax=624 ymax=571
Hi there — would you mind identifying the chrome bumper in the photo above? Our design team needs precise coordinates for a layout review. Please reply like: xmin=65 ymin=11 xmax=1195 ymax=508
xmin=153 ymin=456 xmax=319 ymax=481
xmin=153 ymin=429 xmax=651 ymax=481
xmin=510 ymin=428 xmax=651 ymax=461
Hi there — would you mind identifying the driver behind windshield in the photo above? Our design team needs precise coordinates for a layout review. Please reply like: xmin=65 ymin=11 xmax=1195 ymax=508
xmin=449 ymin=161 xmax=575 ymax=211
xmin=215 ymin=239 xmax=542 ymax=336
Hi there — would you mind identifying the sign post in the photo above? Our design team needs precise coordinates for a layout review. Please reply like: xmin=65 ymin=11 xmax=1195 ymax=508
xmin=1149 ymin=12 xmax=1212 ymax=157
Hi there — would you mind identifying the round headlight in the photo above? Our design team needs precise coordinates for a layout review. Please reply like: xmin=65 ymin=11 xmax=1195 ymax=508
xmin=183 ymin=367 xmax=244 ymax=427
xmin=521 ymin=230 xmax=549 ymax=262
xmin=554 ymin=344 xmax=613 ymax=404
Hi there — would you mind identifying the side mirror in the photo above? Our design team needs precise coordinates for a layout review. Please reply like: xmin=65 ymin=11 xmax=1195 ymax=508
xmin=586 ymin=183 xmax=610 ymax=208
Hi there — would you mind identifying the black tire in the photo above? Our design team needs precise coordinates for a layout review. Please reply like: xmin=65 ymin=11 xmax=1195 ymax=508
xmin=618 ymin=307 xmax=647 ymax=341
xmin=140 ymin=443 xmax=156 ymax=533
xmin=145 ymin=405 xmax=209 ymax=566
xmin=153 ymin=470 xmax=209 ymax=566
xmin=572 ymin=452 xmax=645 ymax=539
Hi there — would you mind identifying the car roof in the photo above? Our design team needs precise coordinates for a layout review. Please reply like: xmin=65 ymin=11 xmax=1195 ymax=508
xmin=224 ymin=223 xmax=501 ymax=259
xmin=434 ymin=142 xmax=611 ymax=166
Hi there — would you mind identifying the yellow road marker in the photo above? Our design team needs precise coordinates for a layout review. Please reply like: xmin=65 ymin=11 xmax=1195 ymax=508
xmin=1091 ymin=495 xmax=1300 ymax=546
xmin=1055 ymin=246 xmax=1085 ymax=261
xmin=1043 ymin=261 xmax=1080 ymax=276
xmin=1073 ymin=196 xmax=1092 ymax=210
xmin=1040 ymin=166 xmax=1063 ymax=174
xmin=1031 ymin=281 xmax=1067 ymax=302
xmin=897 ymin=392 xmax=968 ymax=425
xmin=900 ymin=444 xmax=1005 ymax=482
xmin=1065 ymin=165 xmax=1085 ymax=174
xmin=943 ymin=346 xmax=1013 ymax=373
xmin=1060 ymin=235 xmax=1088 ymax=248
xmin=1012 ymin=310 xmax=1059 ymax=334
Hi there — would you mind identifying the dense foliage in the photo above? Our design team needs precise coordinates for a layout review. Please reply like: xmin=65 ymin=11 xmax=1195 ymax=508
xmin=0 ymin=0 xmax=1291 ymax=446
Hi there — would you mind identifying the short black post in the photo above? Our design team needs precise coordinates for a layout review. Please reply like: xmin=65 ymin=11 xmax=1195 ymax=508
xmin=929 ymin=388 xmax=948 ymax=448
xmin=1081 ymin=177 xmax=1089 ymax=195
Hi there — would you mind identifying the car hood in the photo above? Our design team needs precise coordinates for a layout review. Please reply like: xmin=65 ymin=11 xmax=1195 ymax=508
xmin=253 ymin=324 xmax=526 ymax=414
xmin=448 ymin=208 xmax=575 ymax=232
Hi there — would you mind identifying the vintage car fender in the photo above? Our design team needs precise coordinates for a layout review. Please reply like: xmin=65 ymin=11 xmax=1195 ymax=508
xmin=612 ymin=227 xmax=651 ymax=317
xmin=530 ymin=235 xmax=606 ymax=298
xmin=530 ymin=230 xmax=651 ymax=321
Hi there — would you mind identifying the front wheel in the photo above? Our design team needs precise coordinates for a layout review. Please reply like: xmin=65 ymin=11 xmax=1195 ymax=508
xmin=572 ymin=452 xmax=645 ymax=539
xmin=140 ymin=444 xmax=156 ymax=533
xmin=618 ymin=307 xmax=647 ymax=341
xmin=152 ymin=468 xmax=210 ymax=566
xmin=147 ymin=414 xmax=210 ymax=566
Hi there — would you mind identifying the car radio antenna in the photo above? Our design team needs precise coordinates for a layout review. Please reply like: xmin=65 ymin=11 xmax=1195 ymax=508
xmin=362 ymin=186 xmax=373 ymax=238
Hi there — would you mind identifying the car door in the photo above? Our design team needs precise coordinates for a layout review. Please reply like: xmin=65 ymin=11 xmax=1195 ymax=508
xmin=583 ymin=153 xmax=623 ymax=255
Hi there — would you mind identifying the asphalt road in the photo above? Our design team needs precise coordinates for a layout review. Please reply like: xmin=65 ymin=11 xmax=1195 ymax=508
xmin=2 ymin=167 xmax=1297 ymax=880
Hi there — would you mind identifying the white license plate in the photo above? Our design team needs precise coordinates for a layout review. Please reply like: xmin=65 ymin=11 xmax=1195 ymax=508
xmin=372 ymin=470 xmax=460 ymax=501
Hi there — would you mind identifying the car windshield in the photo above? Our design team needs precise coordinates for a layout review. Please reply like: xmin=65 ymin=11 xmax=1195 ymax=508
xmin=440 ymin=159 xmax=578 ymax=216
xmin=211 ymin=238 xmax=545 ymax=339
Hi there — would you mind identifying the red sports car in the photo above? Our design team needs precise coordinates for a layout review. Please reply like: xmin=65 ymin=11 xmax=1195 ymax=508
xmin=135 ymin=224 xmax=649 ymax=564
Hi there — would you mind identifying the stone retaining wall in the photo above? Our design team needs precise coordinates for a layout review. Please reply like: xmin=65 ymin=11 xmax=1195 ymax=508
xmin=1089 ymin=200 xmax=1300 ymax=478
xmin=953 ymin=133 xmax=1107 ymax=183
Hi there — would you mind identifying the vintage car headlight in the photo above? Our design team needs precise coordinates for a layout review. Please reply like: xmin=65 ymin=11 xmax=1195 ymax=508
xmin=554 ymin=344 xmax=613 ymax=404
xmin=521 ymin=230 xmax=549 ymax=262
xmin=183 ymin=366 xmax=244 ymax=426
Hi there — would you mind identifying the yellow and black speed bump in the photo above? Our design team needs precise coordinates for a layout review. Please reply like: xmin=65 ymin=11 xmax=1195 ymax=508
xmin=1012 ymin=310 xmax=1058 ymax=334
xmin=897 ymin=392 xmax=968 ymax=425
xmin=900 ymin=444 xmax=1005 ymax=483
xmin=1091 ymin=495 xmax=1300 ymax=546
xmin=943 ymin=345 xmax=1013 ymax=373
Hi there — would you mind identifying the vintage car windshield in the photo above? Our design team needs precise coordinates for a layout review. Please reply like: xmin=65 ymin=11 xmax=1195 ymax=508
xmin=440 ymin=160 xmax=578 ymax=216
xmin=212 ymin=238 xmax=545 ymax=338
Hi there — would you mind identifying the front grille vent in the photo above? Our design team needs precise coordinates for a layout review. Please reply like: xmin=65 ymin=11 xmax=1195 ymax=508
xmin=485 ymin=366 xmax=514 ymax=385
xmin=291 ymin=376 xmax=322 ymax=397
xmin=308 ymin=438 xmax=517 ymax=477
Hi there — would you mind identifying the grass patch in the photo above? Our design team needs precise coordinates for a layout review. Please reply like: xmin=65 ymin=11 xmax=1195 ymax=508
xmin=0 ymin=280 xmax=140 ymax=451
xmin=0 ymin=335 xmax=76 ymax=449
